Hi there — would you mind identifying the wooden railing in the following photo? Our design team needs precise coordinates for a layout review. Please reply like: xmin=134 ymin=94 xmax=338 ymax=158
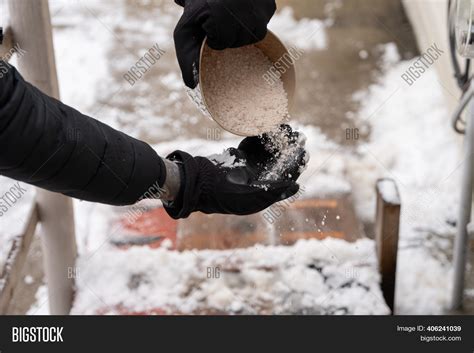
xmin=0 ymin=0 xmax=77 ymax=315
xmin=375 ymin=178 xmax=401 ymax=314
xmin=0 ymin=204 xmax=39 ymax=313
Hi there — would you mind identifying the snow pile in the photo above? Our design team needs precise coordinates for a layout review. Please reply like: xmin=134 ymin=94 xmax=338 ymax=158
xmin=349 ymin=43 xmax=462 ymax=314
xmin=70 ymin=238 xmax=389 ymax=315
xmin=269 ymin=7 xmax=328 ymax=51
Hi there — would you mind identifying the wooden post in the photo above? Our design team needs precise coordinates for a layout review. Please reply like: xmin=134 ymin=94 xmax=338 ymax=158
xmin=7 ymin=0 xmax=77 ymax=315
xmin=0 ymin=205 xmax=39 ymax=314
xmin=375 ymin=178 xmax=401 ymax=314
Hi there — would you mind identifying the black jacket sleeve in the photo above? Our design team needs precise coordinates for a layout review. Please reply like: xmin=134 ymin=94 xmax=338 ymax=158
xmin=0 ymin=61 xmax=166 ymax=206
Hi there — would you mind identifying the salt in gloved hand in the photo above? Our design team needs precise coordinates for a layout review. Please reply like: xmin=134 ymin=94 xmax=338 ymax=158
xmin=163 ymin=125 xmax=308 ymax=219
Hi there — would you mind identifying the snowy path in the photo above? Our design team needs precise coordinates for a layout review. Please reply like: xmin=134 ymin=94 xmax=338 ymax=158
xmin=70 ymin=238 xmax=389 ymax=315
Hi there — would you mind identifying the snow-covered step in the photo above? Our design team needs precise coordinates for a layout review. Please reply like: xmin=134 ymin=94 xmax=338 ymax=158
xmin=70 ymin=238 xmax=390 ymax=315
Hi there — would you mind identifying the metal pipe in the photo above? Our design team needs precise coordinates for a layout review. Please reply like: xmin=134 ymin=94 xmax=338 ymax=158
xmin=451 ymin=86 xmax=474 ymax=133
xmin=451 ymin=98 xmax=474 ymax=310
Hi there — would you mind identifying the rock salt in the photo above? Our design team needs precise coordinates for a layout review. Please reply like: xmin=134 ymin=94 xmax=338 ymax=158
xmin=259 ymin=129 xmax=308 ymax=181
xmin=201 ymin=44 xmax=289 ymax=136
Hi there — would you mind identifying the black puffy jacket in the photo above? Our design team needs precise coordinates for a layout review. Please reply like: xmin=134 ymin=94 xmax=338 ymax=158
xmin=0 ymin=61 xmax=166 ymax=205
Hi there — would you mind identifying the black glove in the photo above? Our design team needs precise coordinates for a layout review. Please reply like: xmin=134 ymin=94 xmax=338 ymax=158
xmin=163 ymin=125 xmax=307 ymax=219
xmin=173 ymin=0 xmax=277 ymax=88
xmin=237 ymin=124 xmax=307 ymax=182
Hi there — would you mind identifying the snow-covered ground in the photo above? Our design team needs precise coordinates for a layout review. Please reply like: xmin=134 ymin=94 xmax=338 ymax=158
xmin=0 ymin=0 xmax=464 ymax=314
xmin=351 ymin=45 xmax=462 ymax=314
xmin=69 ymin=238 xmax=388 ymax=315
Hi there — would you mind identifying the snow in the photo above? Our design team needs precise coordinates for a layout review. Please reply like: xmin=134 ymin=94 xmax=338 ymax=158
xmin=70 ymin=238 xmax=389 ymax=315
xmin=0 ymin=179 xmax=35 ymax=275
xmin=295 ymin=125 xmax=352 ymax=197
xmin=467 ymin=222 xmax=474 ymax=235
xmin=377 ymin=179 xmax=400 ymax=205
xmin=27 ymin=285 xmax=49 ymax=315
xmin=49 ymin=0 xmax=182 ymax=142
xmin=207 ymin=150 xmax=246 ymax=168
xmin=269 ymin=7 xmax=328 ymax=51
xmin=24 ymin=275 xmax=34 ymax=285
xmin=50 ymin=1 xmax=112 ymax=110
xmin=348 ymin=44 xmax=462 ymax=314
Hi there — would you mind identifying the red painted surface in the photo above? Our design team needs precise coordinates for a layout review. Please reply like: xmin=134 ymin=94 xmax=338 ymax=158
xmin=118 ymin=207 xmax=178 ymax=249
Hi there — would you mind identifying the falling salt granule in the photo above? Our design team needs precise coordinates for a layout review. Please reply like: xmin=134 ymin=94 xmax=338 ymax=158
xmin=321 ymin=213 xmax=327 ymax=226
xmin=24 ymin=275 xmax=34 ymax=285
xmin=185 ymin=84 xmax=212 ymax=119
xmin=201 ymin=45 xmax=289 ymax=136
xmin=359 ymin=50 xmax=369 ymax=59
xmin=336 ymin=215 xmax=340 ymax=220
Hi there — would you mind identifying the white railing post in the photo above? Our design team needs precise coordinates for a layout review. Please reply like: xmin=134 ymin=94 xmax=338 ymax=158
xmin=7 ymin=0 xmax=77 ymax=315
xmin=451 ymin=100 xmax=474 ymax=311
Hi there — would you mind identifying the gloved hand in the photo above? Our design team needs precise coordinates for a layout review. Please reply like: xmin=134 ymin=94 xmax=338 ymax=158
xmin=163 ymin=125 xmax=307 ymax=219
xmin=173 ymin=0 xmax=277 ymax=88
xmin=237 ymin=124 xmax=307 ymax=182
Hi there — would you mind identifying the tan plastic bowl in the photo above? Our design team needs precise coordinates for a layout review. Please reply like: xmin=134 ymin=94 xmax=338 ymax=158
xmin=199 ymin=30 xmax=296 ymax=136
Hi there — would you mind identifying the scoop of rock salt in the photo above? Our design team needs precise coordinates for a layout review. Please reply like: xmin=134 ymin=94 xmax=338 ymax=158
xmin=200 ymin=44 xmax=290 ymax=136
